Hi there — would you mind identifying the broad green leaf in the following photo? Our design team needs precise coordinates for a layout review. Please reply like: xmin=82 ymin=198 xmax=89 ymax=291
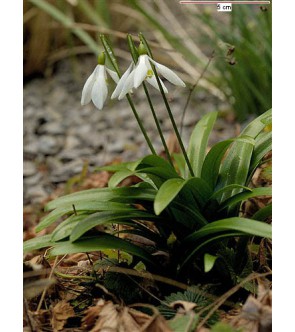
xmin=248 ymin=131 xmax=272 ymax=180
xmin=46 ymin=187 xmax=156 ymax=211
xmin=154 ymin=177 xmax=212 ymax=215
xmin=108 ymin=170 xmax=135 ymax=188
xmin=180 ymin=217 xmax=271 ymax=268
xmin=70 ymin=210 xmax=158 ymax=242
xmin=136 ymin=167 xmax=180 ymax=182
xmin=187 ymin=111 xmax=218 ymax=177
xmin=173 ymin=153 xmax=186 ymax=177
xmin=48 ymin=235 xmax=157 ymax=266
xmin=23 ymin=235 xmax=53 ymax=253
xmin=204 ymin=253 xmax=218 ymax=273
xmin=201 ymin=139 xmax=234 ymax=189
xmin=218 ymin=187 xmax=272 ymax=211
xmin=183 ymin=217 xmax=272 ymax=246
xmin=136 ymin=155 xmax=179 ymax=178
xmin=218 ymin=135 xmax=255 ymax=202
xmin=51 ymin=214 xmax=86 ymax=242
xmin=154 ymin=178 xmax=185 ymax=215
xmin=37 ymin=201 xmax=134 ymax=232
xmin=241 ymin=109 xmax=272 ymax=137
xmin=209 ymin=184 xmax=252 ymax=202
xmin=251 ymin=203 xmax=272 ymax=221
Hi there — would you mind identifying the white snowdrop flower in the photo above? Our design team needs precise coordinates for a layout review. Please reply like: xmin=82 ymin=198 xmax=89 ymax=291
xmin=113 ymin=43 xmax=186 ymax=100
xmin=81 ymin=52 xmax=119 ymax=110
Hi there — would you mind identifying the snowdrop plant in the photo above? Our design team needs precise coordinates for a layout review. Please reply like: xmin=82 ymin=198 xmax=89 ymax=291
xmin=24 ymin=34 xmax=272 ymax=288
xmin=81 ymin=52 xmax=119 ymax=110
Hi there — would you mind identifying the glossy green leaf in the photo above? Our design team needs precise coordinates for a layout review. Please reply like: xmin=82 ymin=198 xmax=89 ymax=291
xmin=49 ymin=235 xmax=157 ymax=266
xmin=218 ymin=135 xmax=255 ymax=202
xmin=248 ymin=131 xmax=272 ymax=180
xmin=70 ymin=210 xmax=158 ymax=242
xmin=218 ymin=187 xmax=272 ymax=211
xmin=241 ymin=109 xmax=272 ymax=137
xmin=187 ymin=112 xmax=218 ymax=177
xmin=180 ymin=217 xmax=271 ymax=268
xmin=51 ymin=214 xmax=86 ymax=242
xmin=184 ymin=217 xmax=272 ymax=246
xmin=46 ymin=187 xmax=156 ymax=211
xmin=23 ymin=235 xmax=53 ymax=253
xmin=154 ymin=177 xmax=212 ymax=215
xmin=201 ymin=139 xmax=234 ymax=189
xmin=173 ymin=153 xmax=186 ymax=178
xmin=251 ymin=203 xmax=272 ymax=221
xmin=209 ymin=184 xmax=252 ymax=202
xmin=108 ymin=170 xmax=135 ymax=188
xmin=204 ymin=253 xmax=218 ymax=273
xmin=37 ymin=201 xmax=134 ymax=232
xmin=154 ymin=178 xmax=185 ymax=215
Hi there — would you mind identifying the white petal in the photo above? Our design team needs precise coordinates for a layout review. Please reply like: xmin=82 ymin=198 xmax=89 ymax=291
xmin=118 ymin=69 xmax=136 ymax=100
xmin=81 ymin=65 xmax=98 ymax=105
xmin=149 ymin=57 xmax=186 ymax=87
xmin=111 ymin=62 xmax=134 ymax=99
xmin=106 ymin=67 xmax=120 ymax=83
xmin=91 ymin=65 xmax=108 ymax=110
xmin=146 ymin=75 xmax=168 ymax=93
xmin=134 ymin=55 xmax=149 ymax=88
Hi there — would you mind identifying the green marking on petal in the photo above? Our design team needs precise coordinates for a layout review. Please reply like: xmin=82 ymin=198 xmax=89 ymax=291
xmin=146 ymin=69 xmax=154 ymax=78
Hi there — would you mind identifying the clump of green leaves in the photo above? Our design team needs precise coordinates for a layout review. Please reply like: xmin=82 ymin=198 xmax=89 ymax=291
xmin=24 ymin=109 xmax=272 ymax=286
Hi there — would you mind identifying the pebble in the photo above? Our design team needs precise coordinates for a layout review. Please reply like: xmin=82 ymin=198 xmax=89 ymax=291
xmin=24 ymin=57 xmax=234 ymax=205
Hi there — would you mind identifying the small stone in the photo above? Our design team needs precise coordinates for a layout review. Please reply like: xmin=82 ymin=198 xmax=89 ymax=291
xmin=23 ymin=161 xmax=37 ymax=177
xmin=26 ymin=185 xmax=48 ymax=204
xmin=38 ymin=135 xmax=63 ymax=155
xmin=49 ymin=160 xmax=85 ymax=183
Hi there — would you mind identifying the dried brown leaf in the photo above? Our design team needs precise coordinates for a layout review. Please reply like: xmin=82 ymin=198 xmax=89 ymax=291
xmin=51 ymin=300 xmax=75 ymax=331
xmin=82 ymin=299 xmax=172 ymax=332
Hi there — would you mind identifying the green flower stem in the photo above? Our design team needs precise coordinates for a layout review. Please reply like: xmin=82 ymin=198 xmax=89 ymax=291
xmin=100 ymin=34 xmax=156 ymax=155
xmin=139 ymin=33 xmax=194 ymax=176
xmin=126 ymin=94 xmax=157 ymax=155
xmin=154 ymin=67 xmax=194 ymax=176
xmin=142 ymin=82 xmax=174 ymax=166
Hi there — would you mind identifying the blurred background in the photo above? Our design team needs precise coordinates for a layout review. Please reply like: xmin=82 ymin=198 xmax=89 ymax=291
xmin=23 ymin=0 xmax=272 ymax=205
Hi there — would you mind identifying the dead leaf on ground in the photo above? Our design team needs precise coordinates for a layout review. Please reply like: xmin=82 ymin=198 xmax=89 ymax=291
xmin=230 ymin=284 xmax=272 ymax=332
xmin=51 ymin=300 xmax=75 ymax=331
xmin=82 ymin=299 xmax=172 ymax=332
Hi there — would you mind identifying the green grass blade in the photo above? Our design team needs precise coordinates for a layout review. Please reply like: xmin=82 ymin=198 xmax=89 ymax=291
xmin=29 ymin=0 xmax=100 ymax=55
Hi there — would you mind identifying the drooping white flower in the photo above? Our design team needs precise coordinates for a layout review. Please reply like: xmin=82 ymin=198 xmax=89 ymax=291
xmin=81 ymin=52 xmax=119 ymax=110
xmin=112 ymin=43 xmax=186 ymax=100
